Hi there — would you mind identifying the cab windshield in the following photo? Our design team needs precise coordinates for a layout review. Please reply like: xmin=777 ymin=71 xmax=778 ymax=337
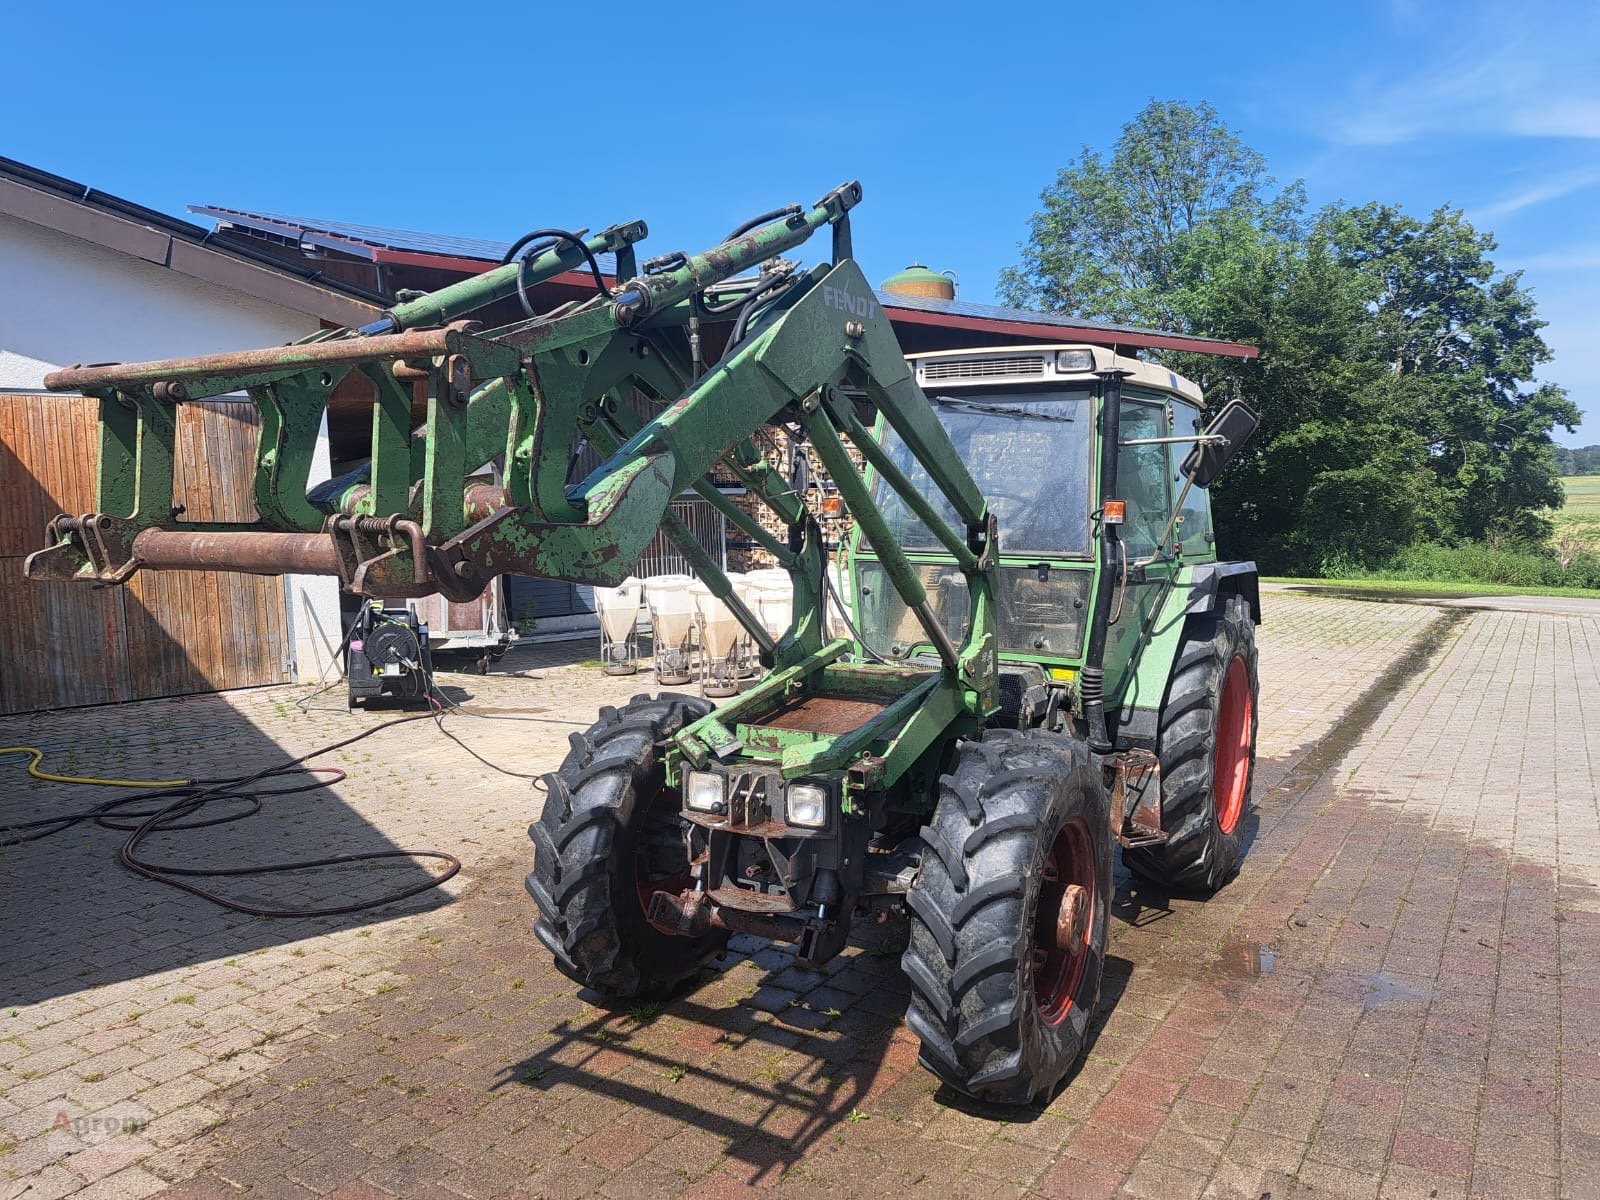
xmin=870 ymin=388 xmax=1094 ymax=557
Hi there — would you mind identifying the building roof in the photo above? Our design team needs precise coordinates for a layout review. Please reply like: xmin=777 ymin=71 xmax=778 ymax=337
xmin=0 ymin=159 xmax=385 ymax=327
xmin=189 ymin=205 xmax=620 ymax=277
xmin=878 ymin=292 xmax=1258 ymax=359
xmin=184 ymin=205 xmax=1258 ymax=360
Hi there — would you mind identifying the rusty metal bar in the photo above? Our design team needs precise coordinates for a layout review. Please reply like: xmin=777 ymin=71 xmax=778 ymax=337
xmin=131 ymin=528 xmax=342 ymax=576
xmin=44 ymin=328 xmax=465 ymax=393
xmin=706 ymin=905 xmax=806 ymax=944
xmin=645 ymin=887 xmax=806 ymax=944
xmin=462 ymin=481 xmax=513 ymax=522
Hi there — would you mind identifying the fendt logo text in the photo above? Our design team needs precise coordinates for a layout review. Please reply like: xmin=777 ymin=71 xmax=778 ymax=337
xmin=821 ymin=285 xmax=876 ymax=320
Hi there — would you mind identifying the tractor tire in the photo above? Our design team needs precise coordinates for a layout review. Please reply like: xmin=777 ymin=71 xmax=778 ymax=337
xmin=527 ymin=693 xmax=728 ymax=998
xmin=902 ymin=729 xmax=1112 ymax=1106
xmin=1123 ymin=595 xmax=1259 ymax=893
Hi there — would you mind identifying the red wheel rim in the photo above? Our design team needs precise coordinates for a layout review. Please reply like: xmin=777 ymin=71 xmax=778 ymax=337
xmin=1032 ymin=818 xmax=1097 ymax=1026
xmin=1213 ymin=657 xmax=1253 ymax=835
xmin=637 ymin=867 xmax=692 ymax=918
xmin=636 ymin=785 xmax=692 ymax=917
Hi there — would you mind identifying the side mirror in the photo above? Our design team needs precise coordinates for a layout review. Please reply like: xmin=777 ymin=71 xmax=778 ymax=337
xmin=1181 ymin=399 xmax=1259 ymax=488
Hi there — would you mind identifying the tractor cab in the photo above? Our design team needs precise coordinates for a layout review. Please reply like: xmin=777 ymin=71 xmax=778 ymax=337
xmin=854 ymin=344 xmax=1246 ymax=740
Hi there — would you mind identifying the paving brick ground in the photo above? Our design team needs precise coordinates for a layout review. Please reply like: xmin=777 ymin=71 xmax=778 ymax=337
xmin=2 ymin=594 xmax=1597 ymax=1198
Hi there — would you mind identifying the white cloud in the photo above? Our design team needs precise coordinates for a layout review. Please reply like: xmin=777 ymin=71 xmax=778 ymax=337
xmin=1509 ymin=244 xmax=1600 ymax=272
xmin=1473 ymin=168 xmax=1600 ymax=222
xmin=1324 ymin=3 xmax=1600 ymax=146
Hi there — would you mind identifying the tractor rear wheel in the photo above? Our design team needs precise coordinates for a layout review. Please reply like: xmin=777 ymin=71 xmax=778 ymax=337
xmin=902 ymin=730 xmax=1112 ymax=1106
xmin=1123 ymin=595 xmax=1259 ymax=893
xmin=526 ymin=694 xmax=728 ymax=997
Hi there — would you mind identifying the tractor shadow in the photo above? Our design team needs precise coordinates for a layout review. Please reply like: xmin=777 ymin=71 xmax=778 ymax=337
xmin=496 ymin=926 xmax=928 ymax=1181
xmin=1110 ymin=805 xmax=1264 ymax=929
xmin=497 ymin=919 xmax=1145 ymax=1163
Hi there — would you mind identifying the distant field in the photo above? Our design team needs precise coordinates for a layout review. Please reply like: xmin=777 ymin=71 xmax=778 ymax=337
xmin=1555 ymin=475 xmax=1600 ymax=542
xmin=1562 ymin=475 xmax=1600 ymax=511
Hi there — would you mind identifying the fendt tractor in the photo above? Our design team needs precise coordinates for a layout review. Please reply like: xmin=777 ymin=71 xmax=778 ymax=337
xmin=27 ymin=183 xmax=1260 ymax=1104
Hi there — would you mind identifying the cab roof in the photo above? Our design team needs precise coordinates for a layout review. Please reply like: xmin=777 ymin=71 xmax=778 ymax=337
xmin=908 ymin=344 xmax=1205 ymax=405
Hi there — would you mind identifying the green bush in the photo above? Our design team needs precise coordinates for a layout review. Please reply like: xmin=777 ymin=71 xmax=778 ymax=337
xmin=1313 ymin=541 xmax=1600 ymax=591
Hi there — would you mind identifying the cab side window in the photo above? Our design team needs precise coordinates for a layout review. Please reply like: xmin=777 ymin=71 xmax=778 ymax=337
xmin=1169 ymin=400 xmax=1214 ymax=555
xmin=1115 ymin=400 xmax=1169 ymax=559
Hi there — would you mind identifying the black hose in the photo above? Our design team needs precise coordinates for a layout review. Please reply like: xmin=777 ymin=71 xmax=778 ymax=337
xmin=725 ymin=205 xmax=802 ymax=243
xmin=426 ymin=684 xmax=545 ymax=780
xmin=3 ymin=708 xmax=461 ymax=918
xmin=698 ymin=287 xmax=749 ymax=316
xmin=725 ymin=271 xmax=796 ymax=351
xmin=500 ymin=228 xmax=612 ymax=317
xmin=1083 ymin=372 xmax=1127 ymax=753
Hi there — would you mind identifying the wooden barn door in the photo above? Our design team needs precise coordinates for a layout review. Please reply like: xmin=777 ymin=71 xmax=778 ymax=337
xmin=0 ymin=394 xmax=292 ymax=714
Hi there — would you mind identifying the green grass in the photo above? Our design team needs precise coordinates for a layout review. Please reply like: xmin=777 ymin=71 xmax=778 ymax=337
xmin=1560 ymin=474 xmax=1600 ymax=511
xmin=1265 ymin=576 xmax=1600 ymax=600
xmin=1555 ymin=475 xmax=1600 ymax=544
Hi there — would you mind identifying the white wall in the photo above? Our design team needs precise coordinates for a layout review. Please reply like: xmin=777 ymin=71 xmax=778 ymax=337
xmin=0 ymin=213 xmax=317 ymax=387
xmin=288 ymin=427 xmax=344 ymax=685
xmin=1 ymin=212 xmax=343 ymax=684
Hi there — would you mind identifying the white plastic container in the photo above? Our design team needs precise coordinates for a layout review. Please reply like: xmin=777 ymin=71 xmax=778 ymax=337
xmin=690 ymin=580 xmax=743 ymax=696
xmin=727 ymin=573 xmax=764 ymax=679
xmin=644 ymin=575 xmax=696 ymax=684
xmin=750 ymin=574 xmax=793 ymax=640
xmin=689 ymin=581 xmax=742 ymax=659
xmin=593 ymin=576 xmax=643 ymax=674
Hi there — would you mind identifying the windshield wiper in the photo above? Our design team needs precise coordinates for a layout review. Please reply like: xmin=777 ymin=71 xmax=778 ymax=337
xmin=931 ymin=395 xmax=1078 ymax=424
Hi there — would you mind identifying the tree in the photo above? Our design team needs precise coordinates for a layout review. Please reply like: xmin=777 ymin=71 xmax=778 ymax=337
xmin=1324 ymin=204 xmax=1579 ymax=543
xmin=1180 ymin=227 xmax=1446 ymax=569
xmin=998 ymin=100 xmax=1303 ymax=329
xmin=1004 ymin=101 xmax=1577 ymax=570
xmin=1554 ymin=446 xmax=1600 ymax=475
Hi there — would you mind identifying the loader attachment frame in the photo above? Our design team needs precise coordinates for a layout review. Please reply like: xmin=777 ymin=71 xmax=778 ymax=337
xmin=26 ymin=181 xmax=999 ymax=786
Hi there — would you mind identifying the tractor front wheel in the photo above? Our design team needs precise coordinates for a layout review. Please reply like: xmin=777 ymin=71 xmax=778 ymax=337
xmin=526 ymin=694 xmax=728 ymax=997
xmin=1123 ymin=595 xmax=1259 ymax=893
xmin=902 ymin=730 xmax=1112 ymax=1106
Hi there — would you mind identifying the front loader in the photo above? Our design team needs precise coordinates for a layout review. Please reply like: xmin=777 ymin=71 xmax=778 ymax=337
xmin=27 ymin=183 xmax=1260 ymax=1104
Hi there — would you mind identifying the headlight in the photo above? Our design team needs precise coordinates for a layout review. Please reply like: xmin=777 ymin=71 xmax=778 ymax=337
xmin=1056 ymin=349 xmax=1095 ymax=372
xmin=684 ymin=770 xmax=726 ymax=813
xmin=785 ymin=782 xmax=829 ymax=828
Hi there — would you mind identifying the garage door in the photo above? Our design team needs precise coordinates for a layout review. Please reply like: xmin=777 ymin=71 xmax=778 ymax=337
xmin=0 ymin=394 xmax=292 ymax=714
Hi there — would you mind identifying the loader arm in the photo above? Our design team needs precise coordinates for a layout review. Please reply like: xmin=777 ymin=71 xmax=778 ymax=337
xmin=25 ymin=182 xmax=999 ymax=732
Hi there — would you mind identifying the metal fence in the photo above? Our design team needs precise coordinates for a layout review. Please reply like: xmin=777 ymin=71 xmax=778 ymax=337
xmin=636 ymin=499 xmax=727 ymax=577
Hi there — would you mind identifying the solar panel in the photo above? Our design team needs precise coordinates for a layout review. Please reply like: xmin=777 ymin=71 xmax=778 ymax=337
xmin=188 ymin=205 xmax=617 ymax=273
xmin=186 ymin=203 xmax=1247 ymax=353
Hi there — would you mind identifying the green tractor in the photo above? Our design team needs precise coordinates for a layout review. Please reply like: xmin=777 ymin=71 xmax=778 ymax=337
xmin=27 ymin=182 xmax=1259 ymax=1105
xmin=530 ymin=341 xmax=1260 ymax=1105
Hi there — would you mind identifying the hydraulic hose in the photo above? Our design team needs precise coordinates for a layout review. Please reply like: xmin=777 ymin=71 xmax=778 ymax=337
xmin=726 ymin=271 xmax=796 ymax=351
xmin=501 ymin=227 xmax=613 ymax=317
xmin=725 ymin=205 xmax=803 ymax=242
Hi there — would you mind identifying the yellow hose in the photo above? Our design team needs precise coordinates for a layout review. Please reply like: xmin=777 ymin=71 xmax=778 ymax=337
xmin=0 ymin=747 xmax=191 ymax=789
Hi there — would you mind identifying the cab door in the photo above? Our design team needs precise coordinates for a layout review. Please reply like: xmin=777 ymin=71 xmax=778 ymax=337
xmin=1102 ymin=394 xmax=1179 ymax=707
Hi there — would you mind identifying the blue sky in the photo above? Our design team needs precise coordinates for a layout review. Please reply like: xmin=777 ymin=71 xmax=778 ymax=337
xmin=9 ymin=0 xmax=1597 ymax=443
